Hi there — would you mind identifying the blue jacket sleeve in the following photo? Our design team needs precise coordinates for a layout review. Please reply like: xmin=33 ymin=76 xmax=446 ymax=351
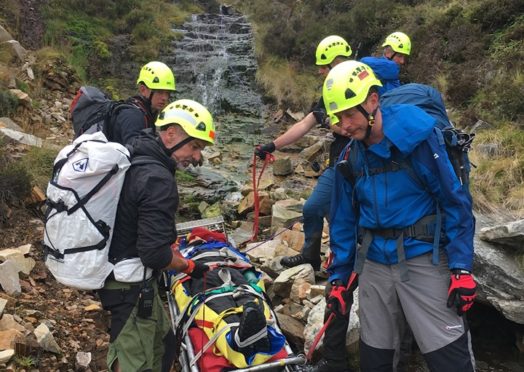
xmin=411 ymin=131 xmax=475 ymax=271
xmin=328 ymin=162 xmax=358 ymax=284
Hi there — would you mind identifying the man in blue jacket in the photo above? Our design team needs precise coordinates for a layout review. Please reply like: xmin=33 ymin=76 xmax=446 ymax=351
xmin=361 ymin=31 xmax=411 ymax=95
xmin=310 ymin=60 xmax=477 ymax=371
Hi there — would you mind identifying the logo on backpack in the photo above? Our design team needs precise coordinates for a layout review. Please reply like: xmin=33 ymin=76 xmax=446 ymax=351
xmin=72 ymin=158 xmax=88 ymax=172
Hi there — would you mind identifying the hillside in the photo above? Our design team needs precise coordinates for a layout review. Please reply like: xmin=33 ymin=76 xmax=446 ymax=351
xmin=0 ymin=0 xmax=523 ymax=371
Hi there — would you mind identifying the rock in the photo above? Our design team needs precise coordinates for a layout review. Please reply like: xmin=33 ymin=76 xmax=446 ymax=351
xmin=0 ymin=349 xmax=15 ymax=364
xmin=0 ymin=25 xmax=13 ymax=42
xmin=479 ymin=219 xmax=524 ymax=249
xmin=273 ymin=264 xmax=315 ymax=298
xmin=300 ymin=141 xmax=324 ymax=162
xmin=244 ymin=239 xmax=281 ymax=262
xmin=0 ymin=248 xmax=36 ymax=275
xmin=0 ymin=329 xmax=24 ymax=350
xmin=0 ymin=298 xmax=7 ymax=316
xmin=8 ymin=88 xmax=32 ymax=106
xmin=0 ymin=117 xmax=24 ymax=131
xmin=275 ymin=313 xmax=305 ymax=350
xmin=34 ymin=323 xmax=62 ymax=354
xmin=83 ymin=303 xmax=102 ymax=312
xmin=474 ymin=214 xmax=524 ymax=324
xmin=0 ymin=260 xmax=21 ymax=295
xmin=0 ymin=314 xmax=26 ymax=332
xmin=0 ymin=128 xmax=43 ymax=147
xmin=278 ymin=228 xmax=305 ymax=252
xmin=75 ymin=351 xmax=92 ymax=370
xmin=272 ymin=156 xmax=293 ymax=176
xmin=271 ymin=200 xmax=304 ymax=233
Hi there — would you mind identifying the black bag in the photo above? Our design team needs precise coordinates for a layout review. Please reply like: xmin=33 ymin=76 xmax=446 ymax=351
xmin=70 ymin=86 xmax=139 ymax=140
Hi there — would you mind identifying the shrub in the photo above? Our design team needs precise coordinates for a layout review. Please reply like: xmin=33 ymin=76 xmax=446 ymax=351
xmin=0 ymin=89 xmax=18 ymax=116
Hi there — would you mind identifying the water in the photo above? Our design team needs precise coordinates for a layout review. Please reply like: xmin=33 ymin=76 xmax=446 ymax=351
xmin=164 ymin=11 xmax=270 ymax=203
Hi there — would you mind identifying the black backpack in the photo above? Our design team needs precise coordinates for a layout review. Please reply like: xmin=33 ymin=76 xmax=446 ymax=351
xmin=70 ymin=86 xmax=142 ymax=140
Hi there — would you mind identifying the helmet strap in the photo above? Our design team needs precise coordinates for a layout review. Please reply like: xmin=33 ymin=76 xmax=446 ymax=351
xmin=159 ymin=135 xmax=194 ymax=157
xmin=357 ymin=105 xmax=378 ymax=140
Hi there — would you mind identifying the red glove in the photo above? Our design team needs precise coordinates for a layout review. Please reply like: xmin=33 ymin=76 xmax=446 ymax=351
xmin=447 ymin=269 xmax=477 ymax=316
xmin=326 ymin=280 xmax=353 ymax=318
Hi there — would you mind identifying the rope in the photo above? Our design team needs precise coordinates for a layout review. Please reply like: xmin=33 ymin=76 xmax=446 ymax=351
xmin=250 ymin=151 xmax=274 ymax=242
xmin=306 ymin=271 xmax=358 ymax=361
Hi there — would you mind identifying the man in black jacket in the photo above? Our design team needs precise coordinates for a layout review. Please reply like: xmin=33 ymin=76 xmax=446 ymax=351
xmin=111 ymin=61 xmax=176 ymax=145
xmin=98 ymin=99 xmax=216 ymax=372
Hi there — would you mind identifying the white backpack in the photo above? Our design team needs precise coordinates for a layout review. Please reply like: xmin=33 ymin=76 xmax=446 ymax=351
xmin=43 ymin=132 xmax=131 ymax=290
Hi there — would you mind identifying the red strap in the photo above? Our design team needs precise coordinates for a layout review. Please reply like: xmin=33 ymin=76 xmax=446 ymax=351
xmin=250 ymin=151 xmax=274 ymax=242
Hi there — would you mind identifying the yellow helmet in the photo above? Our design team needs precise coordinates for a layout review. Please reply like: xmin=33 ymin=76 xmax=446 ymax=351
xmin=156 ymin=99 xmax=215 ymax=145
xmin=315 ymin=35 xmax=352 ymax=66
xmin=322 ymin=61 xmax=382 ymax=125
xmin=382 ymin=32 xmax=411 ymax=56
xmin=137 ymin=61 xmax=176 ymax=91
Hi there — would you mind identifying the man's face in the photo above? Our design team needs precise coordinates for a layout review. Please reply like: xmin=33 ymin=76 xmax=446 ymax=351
xmin=149 ymin=90 xmax=171 ymax=112
xmin=172 ymin=138 xmax=207 ymax=168
xmin=384 ymin=47 xmax=408 ymax=66
xmin=318 ymin=57 xmax=346 ymax=77
xmin=335 ymin=93 xmax=378 ymax=141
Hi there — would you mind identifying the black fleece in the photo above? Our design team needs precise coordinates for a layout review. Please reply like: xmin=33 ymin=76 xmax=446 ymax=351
xmin=111 ymin=95 xmax=156 ymax=145
xmin=109 ymin=129 xmax=178 ymax=270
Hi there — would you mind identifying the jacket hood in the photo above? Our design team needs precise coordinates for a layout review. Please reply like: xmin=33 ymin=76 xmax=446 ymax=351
xmin=369 ymin=104 xmax=436 ymax=158
xmin=130 ymin=129 xmax=177 ymax=173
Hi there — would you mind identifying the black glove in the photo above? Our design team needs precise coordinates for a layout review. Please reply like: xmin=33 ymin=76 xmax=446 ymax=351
xmin=326 ymin=280 xmax=354 ymax=318
xmin=183 ymin=259 xmax=209 ymax=279
xmin=255 ymin=142 xmax=276 ymax=160
xmin=447 ymin=269 xmax=477 ymax=316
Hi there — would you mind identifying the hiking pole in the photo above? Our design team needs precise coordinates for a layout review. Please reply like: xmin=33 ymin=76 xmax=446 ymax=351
xmin=306 ymin=271 xmax=358 ymax=361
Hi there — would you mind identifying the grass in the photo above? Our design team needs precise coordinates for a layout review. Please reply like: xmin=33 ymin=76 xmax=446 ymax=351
xmin=19 ymin=146 xmax=58 ymax=191
xmin=257 ymin=56 xmax=319 ymax=111
xmin=469 ymin=125 xmax=524 ymax=217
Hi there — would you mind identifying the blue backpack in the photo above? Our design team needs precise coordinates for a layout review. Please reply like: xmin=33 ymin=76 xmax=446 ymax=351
xmin=380 ymin=83 xmax=475 ymax=193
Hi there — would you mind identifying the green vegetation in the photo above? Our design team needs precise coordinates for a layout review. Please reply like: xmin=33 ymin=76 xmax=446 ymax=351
xmin=19 ymin=147 xmax=58 ymax=191
xmin=229 ymin=0 xmax=524 ymax=216
xmin=0 ymin=89 xmax=18 ymax=116
xmin=40 ymin=0 xmax=203 ymax=81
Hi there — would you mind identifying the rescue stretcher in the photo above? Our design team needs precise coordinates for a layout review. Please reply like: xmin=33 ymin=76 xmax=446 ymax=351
xmin=165 ymin=216 xmax=307 ymax=372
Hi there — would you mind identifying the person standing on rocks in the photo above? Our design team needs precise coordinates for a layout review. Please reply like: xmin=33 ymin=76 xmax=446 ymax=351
xmin=255 ymin=35 xmax=352 ymax=272
xmin=110 ymin=61 xmax=176 ymax=145
xmin=311 ymin=60 xmax=476 ymax=372
xmin=97 ymin=99 xmax=215 ymax=372
xmin=360 ymin=31 xmax=411 ymax=95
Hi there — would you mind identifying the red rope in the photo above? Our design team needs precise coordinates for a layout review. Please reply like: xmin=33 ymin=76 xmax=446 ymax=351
xmin=250 ymin=151 xmax=274 ymax=242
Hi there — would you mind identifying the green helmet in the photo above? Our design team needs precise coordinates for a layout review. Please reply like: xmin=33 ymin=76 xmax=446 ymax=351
xmin=322 ymin=61 xmax=382 ymax=125
xmin=156 ymin=99 xmax=215 ymax=145
xmin=315 ymin=35 xmax=352 ymax=66
xmin=136 ymin=61 xmax=176 ymax=91
xmin=382 ymin=32 xmax=411 ymax=56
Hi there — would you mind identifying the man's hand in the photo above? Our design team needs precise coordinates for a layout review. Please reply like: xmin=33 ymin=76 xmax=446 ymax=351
xmin=183 ymin=259 xmax=209 ymax=279
xmin=255 ymin=142 xmax=276 ymax=160
xmin=326 ymin=280 xmax=354 ymax=318
xmin=447 ymin=269 xmax=477 ymax=316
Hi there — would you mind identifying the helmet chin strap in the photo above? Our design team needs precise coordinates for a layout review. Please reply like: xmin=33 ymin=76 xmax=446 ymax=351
xmin=356 ymin=105 xmax=378 ymax=140
xmin=158 ymin=135 xmax=194 ymax=157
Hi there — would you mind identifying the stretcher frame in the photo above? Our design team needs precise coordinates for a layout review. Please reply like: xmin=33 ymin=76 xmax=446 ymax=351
xmin=165 ymin=216 xmax=307 ymax=372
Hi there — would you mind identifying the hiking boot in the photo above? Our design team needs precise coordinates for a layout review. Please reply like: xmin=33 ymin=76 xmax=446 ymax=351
xmin=305 ymin=358 xmax=351 ymax=372
xmin=235 ymin=301 xmax=269 ymax=352
xmin=281 ymin=254 xmax=320 ymax=271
